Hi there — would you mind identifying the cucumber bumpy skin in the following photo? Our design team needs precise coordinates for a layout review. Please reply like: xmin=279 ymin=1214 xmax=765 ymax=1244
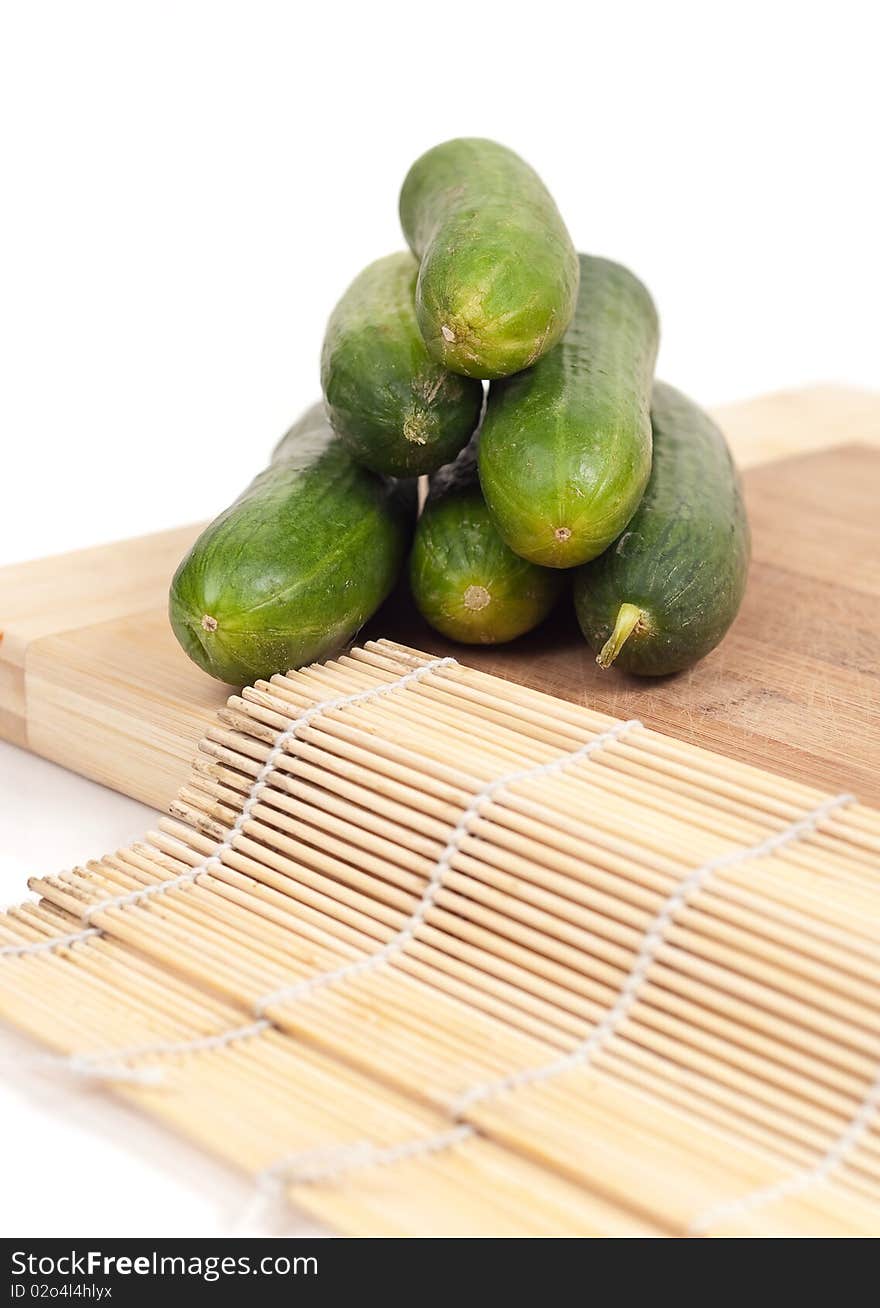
xmin=321 ymin=252 xmax=483 ymax=476
xmin=573 ymin=382 xmax=751 ymax=676
xmin=168 ymin=403 xmax=411 ymax=685
xmin=478 ymin=254 xmax=659 ymax=568
xmin=399 ymin=138 xmax=579 ymax=380
xmin=409 ymin=442 xmax=563 ymax=644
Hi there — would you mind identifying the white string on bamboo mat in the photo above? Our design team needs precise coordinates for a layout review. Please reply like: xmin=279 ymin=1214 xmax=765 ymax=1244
xmin=69 ymin=1019 xmax=274 ymax=1082
xmin=0 ymin=1050 xmax=164 ymax=1087
xmin=9 ymin=713 xmax=641 ymax=1085
xmin=0 ymin=656 xmax=457 ymax=1084
xmin=252 ymin=716 xmax=643 ymax=1014
xmin=3 ymin=1022 xmax=274 ymax=1089
xmin=448 ymin=789 xmax=856 ymax=1117
xmin=686 ymin=1056 xmax=880 ymax=1236
xmin=242 ymin=1127 xmax=474 ymax=1231
xmin=0 ymin=655 xmax=457 ymax=970
xmin=80 ymin=655 xmax=459 ymax=925
xmin=249 ymin=1126 xmax=474 ymax=1220
xmin=0 ymin=926 xmax=102 ymax=959
xmin=253 ymin=791 xmax=866 ymax=1221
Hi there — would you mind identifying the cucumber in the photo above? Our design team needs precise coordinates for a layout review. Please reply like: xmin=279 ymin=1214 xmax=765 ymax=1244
xmin=573 ymin=382 xmax=750 ymax=676
xmin=169 ymin=403 xmax=411 ymax=685
xmin=409 ymin=442 xmax=563 ymax=644
xmin=399 ymin=138 xmax=579 ymax=380
xmin=478 ymin=254 xmax=658 ymax=568
xmin=321 ymin=252 xmax=483 ymax=477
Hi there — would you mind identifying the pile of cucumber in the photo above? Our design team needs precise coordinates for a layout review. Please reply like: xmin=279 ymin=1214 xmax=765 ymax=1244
xmin=170 ymin=138 xmax=750 ymax=686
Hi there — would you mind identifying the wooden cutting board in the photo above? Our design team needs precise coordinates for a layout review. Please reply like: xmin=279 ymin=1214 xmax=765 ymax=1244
xmin=2 ymin=385 xmax=879 ymax=811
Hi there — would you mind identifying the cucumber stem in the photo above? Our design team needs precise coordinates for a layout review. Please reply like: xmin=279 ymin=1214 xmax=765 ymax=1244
xmin=597 ymin=603 xmax=644 ymax=669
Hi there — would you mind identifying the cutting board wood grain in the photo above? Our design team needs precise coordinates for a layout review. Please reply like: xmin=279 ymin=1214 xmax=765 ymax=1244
xmin=2 ymin=386 xmax=879 ymax=811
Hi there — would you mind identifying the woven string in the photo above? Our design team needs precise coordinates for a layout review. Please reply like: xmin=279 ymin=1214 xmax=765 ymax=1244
xmin=0 ymin=1050 xmax=164 ymax=1087
xmin=68 ymin=1019 xmax=273 ymax=1077
xmin=80 ymin=655 xmax=459 ymax=924
xmin=0 ymin=926 xmax=102 ymax=959
xmin=448 ymin=790 xmax=856 ymax=1116
xmin=1 ymin=655 xmax=456 ymax=968
xmin=252 ymin=717 xmax=642 ymax=1014
xmin=0 ymin=656 xmax=458 ymax=1082
xmin=252 ymin=791 xmax=868 ymax=1225
xmin=687 ymin=1055 xmax=880 ymax=1235
xmin=11 ymin=713 xmax=640 ymax=1083
xmin=238 ymin=1127 xmax=475 ymax=1232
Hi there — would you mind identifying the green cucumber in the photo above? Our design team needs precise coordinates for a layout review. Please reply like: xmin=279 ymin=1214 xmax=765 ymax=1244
xmin=169 ymin=403 xmax=411 ymax=685
xmin=573 ymin=382 xmax=750 ymax=676
xmin=321 ymin=252 xmax=483 ymax=476
xmin=409 ymin=442 xmax=563 ymax=644
xmin=399 ymin=138 xmax=579 ymax=380
xmin=478 ymin=254 xmax=659 ymax=568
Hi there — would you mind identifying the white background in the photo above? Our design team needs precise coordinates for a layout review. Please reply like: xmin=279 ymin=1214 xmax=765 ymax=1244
xmin=1 ymin=1 xmax=878 ymax=1238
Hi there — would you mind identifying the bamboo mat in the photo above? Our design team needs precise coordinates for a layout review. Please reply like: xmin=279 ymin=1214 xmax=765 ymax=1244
xmin=1 ymin=639 xmax=878 ymax=1238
